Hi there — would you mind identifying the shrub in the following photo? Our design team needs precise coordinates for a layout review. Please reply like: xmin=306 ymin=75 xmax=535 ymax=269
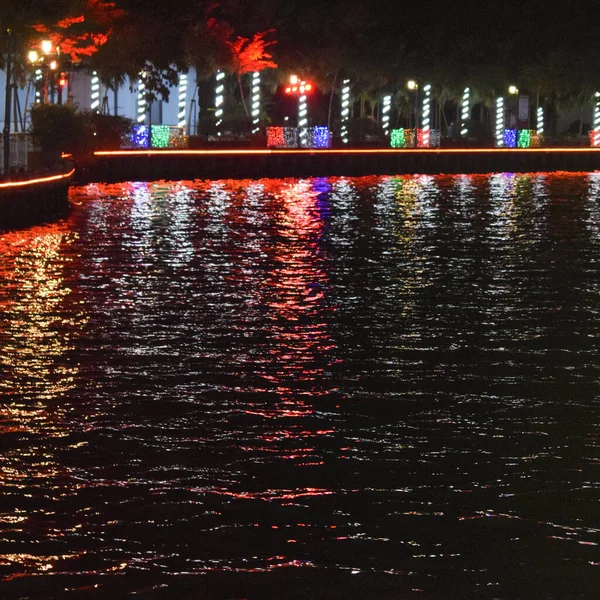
xmin=29 ymin=104 xmax=86 ymax=159
xmin=83 ymin=111 xmax=134 ymax=150
xmin=29 ymin=104 xmax=133 ymax=162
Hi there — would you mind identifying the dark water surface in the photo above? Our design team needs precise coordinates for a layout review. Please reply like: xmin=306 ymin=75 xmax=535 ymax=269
xmin=1 ymin=173 xmax=599 ymax=599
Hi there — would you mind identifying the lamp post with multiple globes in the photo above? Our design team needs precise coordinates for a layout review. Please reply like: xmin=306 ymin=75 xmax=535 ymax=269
xmin=28 ymin=40 xmax=62 ymax=105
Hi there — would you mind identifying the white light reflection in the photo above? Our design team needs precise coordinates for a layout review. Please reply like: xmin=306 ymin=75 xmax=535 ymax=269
xmin=164 ymin=183 xmax=195 ymax=267
xmin=387 ymin=176 xmax=439 ymax=321
xmin=585 ymin=173 xmax=600 ymax=244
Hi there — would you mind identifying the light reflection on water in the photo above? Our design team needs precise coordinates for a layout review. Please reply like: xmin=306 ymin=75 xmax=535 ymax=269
xmin=0 ymin=173 xmax=599 ymax=598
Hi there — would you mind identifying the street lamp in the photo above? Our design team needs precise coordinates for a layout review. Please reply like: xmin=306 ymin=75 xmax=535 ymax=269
xmin=508 ymin=85 xmax=519 ymax=132
xmin=407 ymin=80 xmax=418 ymax=147
xmin=28 ymin=40 xmax=58 ymax=104
xmin=284 ymin=74 xmax=314 ymax=147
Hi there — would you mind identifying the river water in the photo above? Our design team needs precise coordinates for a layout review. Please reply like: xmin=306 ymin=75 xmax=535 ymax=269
xmin=0 ymin=173 xmax=599 ymax=599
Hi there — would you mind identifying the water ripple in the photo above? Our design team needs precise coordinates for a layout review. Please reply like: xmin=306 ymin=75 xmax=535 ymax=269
xmin=0 ymin=173 xmax=598 ymax=598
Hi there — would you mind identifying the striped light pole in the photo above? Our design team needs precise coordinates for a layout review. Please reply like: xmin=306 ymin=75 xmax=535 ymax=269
xmin=215 ymin=71 xmax=225 ymax=135
xmin=341 ymin=79 xmax=350 ymax=144
xmin=251 ymin=72 xmax=261 ymax=134
xmin=495 ymin=96 xmax=504 ymax=147
xmin=136 ymin=74 xmax=147 ymax=124
xmin=461 ymin=87 xmax=470 ymax=137
xmin=298 ymin=92 xmax=308 ymax=146
xmin=422 ymin=84 xmax=431 ymax=147
xmin=382 ymin=94 xmax=391 ymax=136
xmin=91 ymin=71 xmax=100 ymax=112
xmin=536 ymin=106 xmax=544 ymax=136
xmin=593 ymin=92 xmax=600 ymax=147
xmin=178 ymin=73 xmax=188 ymax=129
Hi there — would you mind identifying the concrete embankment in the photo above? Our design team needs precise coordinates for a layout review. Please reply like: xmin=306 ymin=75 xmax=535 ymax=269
xmin=0 ymin=168 xmax=74 ymax=232
xmin=82 ymin=148 xmax=600 ymax=183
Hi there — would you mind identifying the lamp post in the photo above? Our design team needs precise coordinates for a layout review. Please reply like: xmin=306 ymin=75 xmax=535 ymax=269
xmin=284 ymin=75 xmax=314 ymax=147
xmin=508 ymin=85 xmax=518 ymax=130
xmin=3 ymin=28 xmax=14 ymax=175
xmin=506 ymin=85 xmax=519 ymax=148
xmin=28 ymin=40 xmax=57 ymax=104
xmin=407 ymin=79 xmax=418 ymax=147
xmin=40 ymin=40 xmax=55 ymax=103
xmin=29 ymin=50 xmax=43 ymax=104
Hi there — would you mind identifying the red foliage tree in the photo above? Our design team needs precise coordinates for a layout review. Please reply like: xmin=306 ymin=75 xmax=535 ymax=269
xmin=31 ymin=0 xmax=124 ymax=63
xmin=227 ymin=30 xmax=277 ymax=117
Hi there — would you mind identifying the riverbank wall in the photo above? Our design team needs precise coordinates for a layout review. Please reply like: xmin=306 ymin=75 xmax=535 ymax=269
xmin=0 ymin=168 xmax=75 ymax=232
xmin=83 ymin=148 xmax=600 ymax=183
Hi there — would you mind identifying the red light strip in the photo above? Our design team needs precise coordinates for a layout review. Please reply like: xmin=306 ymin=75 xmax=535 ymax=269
xmin=94 ymin=148 xmax=600 ymax=157
xmin=94 ymin=149 xmax=272 ymax=156
xmin=0 ymin=168 xmax=75 ymax=189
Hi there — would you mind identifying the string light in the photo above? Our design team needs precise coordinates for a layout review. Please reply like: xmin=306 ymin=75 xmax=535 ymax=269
xmin=422 ymin=84 xmax=431 ymax=147
xmin=178 ymin=73 xmax=187 ymax=128
xmin=151 ymin=125 xmax=170 ymax=148
xmin=136 ymin=73 xmax=147 ymax=124
xmin=215 ymin=71 xmax=225 ymax=135
xmin=251 ymin=72 xmax=261 ymax=134
xmin=503 ymin=128 xmax=517 ymax=148
xmin=266 ymin=126 xmax=328 ymax=148
xmin=284 ymin=127 xmax=299 ymax=147
xmin=129 ymin=125 xmax=187 ymax=148
xmin=312 ymin=126 xmax=330 ymax=148
xmin=404 ymin=129 xmax=415 ymax=148
xmin=495 ymin=97 xmax=504 ymax=147
xmin=132 ymin=125 xmax=149 ymax=147
xmin=461 ymin=87 xmax=470 ymax=136
xmin=389 ymin=128 xmax=438 ymax=149
xmin=390 ymin=128 xmax=405 ymax=148
xmin=267 ymin=127 xmax=286 ymax=147
xmin=382 ymin=94 xmax=391 ymax=136
xmin=518 ymin=129 xmax=531 ymax=148
xmin=341 ymin=79 xmax=350 ymax=144
xmin=0 ymin=168 xmax=75 ymax=189
xmin=91 ymin=71 xmax=100 ymax=112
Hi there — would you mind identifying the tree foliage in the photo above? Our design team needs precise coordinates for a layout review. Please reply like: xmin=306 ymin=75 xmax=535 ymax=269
xmin=3 ymin=0 xmax=600 ymax=132
xmin=31 ymin=1 xmax=125 ymax=62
